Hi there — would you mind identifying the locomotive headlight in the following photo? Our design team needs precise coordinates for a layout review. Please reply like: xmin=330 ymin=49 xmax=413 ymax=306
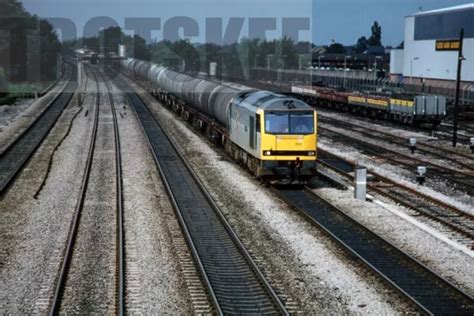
xmin=307 ymin=151 xmax=316 ymax=156
xmin=264 ymin=151 xmax=272 ymax=156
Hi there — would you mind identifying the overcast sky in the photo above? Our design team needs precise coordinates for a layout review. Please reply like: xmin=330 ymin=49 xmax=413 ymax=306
xmin=21 ymin=0 xmax=474 ymax=46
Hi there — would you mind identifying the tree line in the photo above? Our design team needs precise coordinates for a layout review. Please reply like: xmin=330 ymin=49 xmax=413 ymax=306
xmin=0 ymin=0 xmax=62 ymax=97
xmin=325 ymin=21 xmax=383 ymax=54
xmin=78 ymin=22 xmax=386 ymax=78
xmin=65 ymin=26 xmax=313 ymax=79
xmin=0 ymin=1 xmax=392 ymax=100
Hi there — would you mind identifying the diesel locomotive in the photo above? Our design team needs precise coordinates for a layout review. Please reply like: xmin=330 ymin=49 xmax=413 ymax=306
xmin=121 ymin=58 xmax=318 ymax=183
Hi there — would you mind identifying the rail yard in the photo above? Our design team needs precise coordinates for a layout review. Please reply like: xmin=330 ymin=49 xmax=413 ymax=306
xmin=0 ymin=57 xmax=472 ymax=314
xmin=1 ymin=0 xmax=474 ymax=315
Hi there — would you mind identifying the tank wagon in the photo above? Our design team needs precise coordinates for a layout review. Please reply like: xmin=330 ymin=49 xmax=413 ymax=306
xmin=121 ymin=58 xmax=318 ymax=183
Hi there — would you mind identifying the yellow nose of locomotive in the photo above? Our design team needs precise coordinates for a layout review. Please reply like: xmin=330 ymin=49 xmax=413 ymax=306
xmin=260 ymin=112 xmax=317 ymax=161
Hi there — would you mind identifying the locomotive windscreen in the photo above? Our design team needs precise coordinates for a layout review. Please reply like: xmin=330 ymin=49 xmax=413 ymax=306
xmin=265 ymin=111 xmax=314 ymax=134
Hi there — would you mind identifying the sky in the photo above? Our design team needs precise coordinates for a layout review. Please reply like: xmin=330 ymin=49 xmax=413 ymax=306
xmin=21 ymin=0 xmax=474 ymax=46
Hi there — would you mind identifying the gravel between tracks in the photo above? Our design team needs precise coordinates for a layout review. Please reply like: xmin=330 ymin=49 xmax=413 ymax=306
xmin=0 ymin=81 xmax=88 ymax=313
xmin=320 ymin=122 xmax=470 ymax=174
xmin=109 ymin=78 xmax=193 ymax=314
xmin=58 ymin=78 xmax=117 ymax=314
xmin=125 ymin=76 xmax=414 ymax=315
xmin=0 ymin=71 xmax=193 ymax=313
xmin=318 ymin=109 xmax=436 ymax=141
xmin=312 ymin=187 xmax=474 ymax=297
xmin=318 ymin=140 xmax=474 ymax=214
xmin=317 ymin=108 xmax=472 ymax=154
xmin=0 ymin=75 xmax=72 ymax=154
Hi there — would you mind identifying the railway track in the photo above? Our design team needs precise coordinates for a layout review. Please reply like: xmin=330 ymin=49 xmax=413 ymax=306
xmin=117 ymin=67 xmax=472 ymax=312
xmin=50 ymin=67 xmax=125 ymax=314
xmin=314 ymin=106 xmax=473 ymax=145
xmin=317 ymin=149 xmax=474 ymax=249
xmin=114 ymin=75 xmax=288 ymax=315
xmin=102 ymin=69 xmax=125 ymax=315
xmin=0 ymin=71 xmax=77 ymax=195
xmin=320 ymin=115 xmax=474 ymax=172
xmin=439 ymin=122 xmax=474 ymax=142
xmin=272 ymin=186 xmax=474 ymax=314
xmin=319 ymin=125 xmax=474 ymax=195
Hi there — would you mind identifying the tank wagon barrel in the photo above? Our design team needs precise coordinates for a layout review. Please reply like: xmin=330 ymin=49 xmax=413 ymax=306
xmin=122 ymin=57 xmax=253 ymax=127
xmin=121 ymin=57 xmax=318 ymax=183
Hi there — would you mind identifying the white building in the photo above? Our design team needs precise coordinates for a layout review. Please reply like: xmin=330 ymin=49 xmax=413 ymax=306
xmin=391 ymin=4 xmax=474 ymax=85
xmin=389 ymin=49 xmax=404 ymax=83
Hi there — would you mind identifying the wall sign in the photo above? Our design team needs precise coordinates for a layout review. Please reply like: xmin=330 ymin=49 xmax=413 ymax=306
xmin=435 ymin=39 xmax=461 ymax=51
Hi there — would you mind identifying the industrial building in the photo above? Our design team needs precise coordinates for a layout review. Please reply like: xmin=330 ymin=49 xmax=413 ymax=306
xmin=390 ymin=4 xmax=474 ymax=87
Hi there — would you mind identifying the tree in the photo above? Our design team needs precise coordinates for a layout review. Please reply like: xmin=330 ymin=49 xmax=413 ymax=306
xmin=354 ymin=36 xmax=368 ymax=54
xmin=326 ymin=43 xmax=346 ymax=54
xmin=196 ymin=42 xmax=221 ymax=73
xmin=170 ymin=39 xmax=199 ymax=71
xmin=235 ymin=37 xmax=259 ymax=78
xmin=130 ymin=34 xmax=151 ymax=61
xmin=0 ymin=0 xmax=62 ymax=84
xmin=0 ymin=67 xmax=7 ymax=96
xmin=99 ymin=26 xmax=122 ymax=55
xmin=278 ymin=36 xmax=298 ymax=69
xmin=368 ymin=21 xmax=382 ymax=46
xmin=61 ymin=39 xmax=78 ymax=57
xmin=149 ymin=39 xmax=198 ymax=71
xmin=82 ymin=36 xmax=99 ymax=51
xmin=38 ymin=19 xmax=61 ymax=81
xmin=68 ymin=26 xmax=152 ymax=61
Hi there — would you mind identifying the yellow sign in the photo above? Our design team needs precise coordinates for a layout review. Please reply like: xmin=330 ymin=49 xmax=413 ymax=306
xmin=435 ymin=40 xmax=460 ymax=51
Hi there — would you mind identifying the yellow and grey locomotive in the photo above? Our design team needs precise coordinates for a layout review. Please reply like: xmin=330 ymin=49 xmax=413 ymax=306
xmin=122 ymin=58 xmax=318 ymax=183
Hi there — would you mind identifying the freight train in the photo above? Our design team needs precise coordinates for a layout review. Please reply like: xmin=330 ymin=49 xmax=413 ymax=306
xmin=249 ymin=68 xmax=447 ymax=126
xmin=121 ymin=58 xmax=318 ymax=183
xmin=292 ymin=85 xmax=446 ymax=126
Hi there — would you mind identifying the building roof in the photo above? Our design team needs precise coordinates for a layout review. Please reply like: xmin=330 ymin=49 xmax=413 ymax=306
xmin=409 ymin=3 xmax=474 ymax=17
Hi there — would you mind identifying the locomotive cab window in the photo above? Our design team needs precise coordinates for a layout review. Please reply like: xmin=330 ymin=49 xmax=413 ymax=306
xmin=256 ymin=114 xmax=261 ymax=132
xmin=265 ymin=111 xmax=314 ymax=134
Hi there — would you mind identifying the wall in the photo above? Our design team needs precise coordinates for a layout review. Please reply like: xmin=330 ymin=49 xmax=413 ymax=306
xmin=402 ymin=14 xmax=474 ymax=83
xmin=390 ymin=49 xmax=404 ymax=75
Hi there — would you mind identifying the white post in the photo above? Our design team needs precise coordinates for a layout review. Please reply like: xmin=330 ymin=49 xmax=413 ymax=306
xmin=374 ymin=57 xmax=378 ymax=80
xmin=344 ymin=57 xmax=347 ymax=88
xmin=77 ymin=61 xmax=82 ymax=105
xmin=354 ymin=165 xmax=367 ymax=201
xmin=299 ymin=54 xmax=304 ymax=70
xmin=410 ymin=57 xmax=419 ymax=84
xmin=416 ymin=166 xmax=427 ymax=185
xmin=77 ymin=61 xmax=81 ymax=86
xmin=209 ymin=62 xmax=217 ymax=77
xmin=266 ymin=54 xmax=273 ymax=71
xmin=344 ymin=56 xmax=350 ymax=88
xmin=118 ymin=44 xmax=126 ymax=58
